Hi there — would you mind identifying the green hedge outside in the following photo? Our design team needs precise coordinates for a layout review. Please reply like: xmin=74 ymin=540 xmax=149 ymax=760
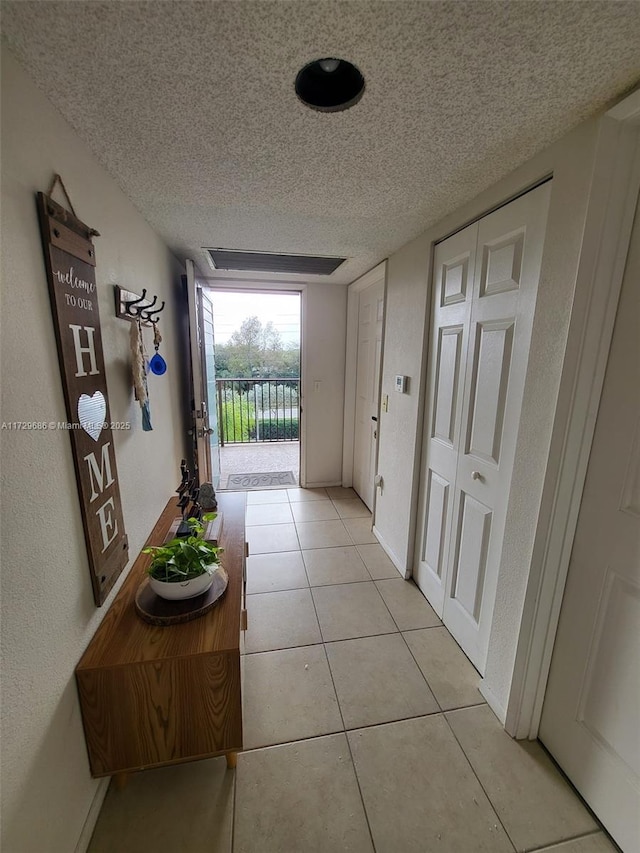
xmin=258 ymin=418 xmax=299 ymax=441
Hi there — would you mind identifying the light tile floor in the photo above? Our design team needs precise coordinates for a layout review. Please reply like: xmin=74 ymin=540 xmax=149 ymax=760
xmin=89 ymin=487 xmax=616 ymax=853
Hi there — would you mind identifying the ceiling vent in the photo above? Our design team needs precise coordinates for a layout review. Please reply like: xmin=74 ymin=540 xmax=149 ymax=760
xmin=206 ymin=249 xmax=346 ymax=276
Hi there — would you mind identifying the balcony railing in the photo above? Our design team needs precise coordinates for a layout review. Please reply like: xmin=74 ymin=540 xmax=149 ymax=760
xmin=216 ymin=378 xmax=300 ymax=445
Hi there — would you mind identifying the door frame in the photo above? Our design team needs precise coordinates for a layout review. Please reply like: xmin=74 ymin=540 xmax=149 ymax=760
xmin=506 ymin=91 xmax=640 ymax=738
xmin=186 ymin=259 xmax=212 ymax=483
xmin=342 ymin=260 xmax=387 ymax=492
xmin=196 ymin=278 xmax=306 ymax=485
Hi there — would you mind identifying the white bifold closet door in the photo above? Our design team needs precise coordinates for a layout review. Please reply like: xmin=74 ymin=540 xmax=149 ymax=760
xmin=414 ymin=182 xmax=551 ymax=672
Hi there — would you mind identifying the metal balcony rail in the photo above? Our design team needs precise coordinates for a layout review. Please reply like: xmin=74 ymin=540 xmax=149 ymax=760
xmin=216 ymin=378 xmax=300 ymax=445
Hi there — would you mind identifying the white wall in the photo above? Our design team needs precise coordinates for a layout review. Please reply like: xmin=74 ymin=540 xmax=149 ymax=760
xmin=0 ymin=51 xmax=187 ymax=852
xmin=302 ymin=283 xmax=348 ymax=486
xmin=375 ymin=116 xmax=602 ymax=717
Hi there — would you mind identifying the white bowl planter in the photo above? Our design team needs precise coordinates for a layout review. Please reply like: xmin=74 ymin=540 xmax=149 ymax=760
xmin=149 ymin=570 xmax=215 ymax=601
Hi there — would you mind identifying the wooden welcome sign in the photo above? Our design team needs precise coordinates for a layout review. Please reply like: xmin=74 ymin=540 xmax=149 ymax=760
xmin=37 ymin=191 xmax=128 ymax=606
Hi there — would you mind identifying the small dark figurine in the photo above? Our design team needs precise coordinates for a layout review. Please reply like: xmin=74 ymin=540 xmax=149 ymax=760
xmin=177 ymin=460 xmax=190 ymax=495
xmin=187 ymin=486 xmax=202 ymax=522
xmin=175 ymin=462 xmax=202 ymax=536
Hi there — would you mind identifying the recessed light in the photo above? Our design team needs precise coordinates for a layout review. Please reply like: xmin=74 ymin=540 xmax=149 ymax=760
xmin=295 ymin=58 xmax=365 ymax=113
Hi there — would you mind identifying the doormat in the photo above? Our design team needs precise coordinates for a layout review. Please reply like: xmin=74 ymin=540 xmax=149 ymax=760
xmin=225 ymin=471 xmax=296 ymax=490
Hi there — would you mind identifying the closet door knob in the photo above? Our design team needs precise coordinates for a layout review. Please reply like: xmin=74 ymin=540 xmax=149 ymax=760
xmin=471 ymin=471 xmax=483 ymax=481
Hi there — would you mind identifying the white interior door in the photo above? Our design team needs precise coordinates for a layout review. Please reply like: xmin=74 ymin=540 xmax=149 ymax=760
xmin=415 ymin=182 xmax=551 ymax=672
xmin=353 ymin=279 xmax=385 ymax=510
xmin=539 ymin=199 xmax=640 ymax=853
xmin=186 ymin=259 xmax=220 ymax=487
xmin=414 ymin=223 xmax=477 ymax=612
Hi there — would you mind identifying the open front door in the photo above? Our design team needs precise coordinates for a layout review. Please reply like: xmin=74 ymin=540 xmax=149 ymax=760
xmin=186 ymin=259 xmax=221 ymax=488
xmin=353 ymin=277 xmax=385 ymax=510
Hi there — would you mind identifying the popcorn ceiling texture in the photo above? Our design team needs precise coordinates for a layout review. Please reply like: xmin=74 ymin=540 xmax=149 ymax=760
xmin=2 ymin=0 xmax=639 ymax=283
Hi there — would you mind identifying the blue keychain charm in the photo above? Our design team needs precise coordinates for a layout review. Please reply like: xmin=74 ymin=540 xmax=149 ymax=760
xmin=150 ymin=322 xmax=167 ymax=375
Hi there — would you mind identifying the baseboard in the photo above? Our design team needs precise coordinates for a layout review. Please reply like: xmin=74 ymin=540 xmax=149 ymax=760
xmin=371 ymin=526 xmax=408 ymax=578
xmin=479 ymin=680 xmax=508 ymax=727
xmin=303 ymin=481 xmax=343 ymax=489
xmin=75 ymin=778 xmax=110 ymax=853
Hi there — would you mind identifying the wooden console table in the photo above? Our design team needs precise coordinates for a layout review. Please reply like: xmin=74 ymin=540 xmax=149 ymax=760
xmin=75 ymin=491 xmax=246 ymax=778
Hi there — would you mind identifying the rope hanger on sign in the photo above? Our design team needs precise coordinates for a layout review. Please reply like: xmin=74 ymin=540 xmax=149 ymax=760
xmin=46 ymin=173 xmax=100 ymax=236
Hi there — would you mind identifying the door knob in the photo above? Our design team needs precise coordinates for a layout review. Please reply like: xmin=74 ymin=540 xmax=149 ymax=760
xmin=471 ymin=471 xmax=483 ymax=481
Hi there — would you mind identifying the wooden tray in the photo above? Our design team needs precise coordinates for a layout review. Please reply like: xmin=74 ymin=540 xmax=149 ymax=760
xmin=135 ymin=566 xmax=228 ymax=626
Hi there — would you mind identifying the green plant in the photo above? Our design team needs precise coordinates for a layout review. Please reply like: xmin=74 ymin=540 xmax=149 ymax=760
xmin=221 ymin=395 xmax=255 ymax=442
xmin=143 ymin=514 xmax=222 ymax=583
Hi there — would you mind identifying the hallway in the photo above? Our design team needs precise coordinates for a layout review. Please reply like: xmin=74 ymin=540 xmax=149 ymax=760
xmin=88 ymin=488 xmax=612 ymax=853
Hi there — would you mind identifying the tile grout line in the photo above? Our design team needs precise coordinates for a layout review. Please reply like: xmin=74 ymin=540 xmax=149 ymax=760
xmin=525 ymin=829 xmax=615 ymax=853
xmin=300 ymin=542 xmax=380 ymax=847
xmin=370 ymin=576 xmax=406 ymax=634
xmin=398 ymin=627 xmax=446 ymax=715
xmin=246 ymin=575 xmax=376 ymax=597
xmin=306 ymin=555 xmax=328 ymax=645
xmin=241 ymin=630 xmax=398 ymax=656
xmin=242 ymin=709 xmax=454 ymax=753
xmin=442 ymin=711 xmax=519 ymax=853
xmin=318 ymin=634 xmax=379 ymax=853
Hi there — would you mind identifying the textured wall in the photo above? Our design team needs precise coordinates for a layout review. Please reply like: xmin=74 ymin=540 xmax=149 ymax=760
xmin=302 ymin=283 xmax=348 ymax=486
xmin=2 ymin=1 xmax=639 ymax=286
xmin=375 ymin=117 xmax=601 ymax=718
xmin=0 ymin=51 xmax=187 ymax=852
xmin=373 ymin=236 xmax=430 ymax=570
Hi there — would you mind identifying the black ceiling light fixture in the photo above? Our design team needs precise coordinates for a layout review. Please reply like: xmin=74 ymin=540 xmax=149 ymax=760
xmin=295 ymin=58 xmax=365 ymax=113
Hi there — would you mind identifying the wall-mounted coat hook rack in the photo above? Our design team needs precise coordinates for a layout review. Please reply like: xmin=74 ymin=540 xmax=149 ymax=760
xmin=114 ymin=285 xmax=166 ymax=325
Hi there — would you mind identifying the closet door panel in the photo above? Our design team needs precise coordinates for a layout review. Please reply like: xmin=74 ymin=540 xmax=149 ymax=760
xmin=443 ymin=182 xmax=551 ymax=672
xmin=414 ymin=224 xmax=478 ymax=613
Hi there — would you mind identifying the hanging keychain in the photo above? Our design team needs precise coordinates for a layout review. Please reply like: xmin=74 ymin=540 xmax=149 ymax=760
xmin=149 ymin=321 xmax=167 ymax=375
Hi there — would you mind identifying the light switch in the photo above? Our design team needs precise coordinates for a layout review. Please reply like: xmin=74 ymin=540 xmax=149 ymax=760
xmin=314 ymin=380 xmax=322 ymax=392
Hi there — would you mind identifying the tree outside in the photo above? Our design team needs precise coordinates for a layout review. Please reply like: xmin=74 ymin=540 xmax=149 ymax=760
xmin=214 ymin=316 xmax=300 ymax=379
xmin=214 ymin=315 xmax=300 ymax=442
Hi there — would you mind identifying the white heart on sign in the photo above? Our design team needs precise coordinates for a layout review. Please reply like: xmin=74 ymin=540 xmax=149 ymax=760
xmin=77 ymin=391 xmax=106 ymax=441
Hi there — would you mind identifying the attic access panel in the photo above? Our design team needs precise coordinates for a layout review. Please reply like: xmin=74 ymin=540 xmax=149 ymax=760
xmin=207 ymin=249 xmax=346 ymax=276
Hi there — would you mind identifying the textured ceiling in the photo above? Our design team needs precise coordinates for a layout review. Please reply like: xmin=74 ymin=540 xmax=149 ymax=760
xmin=2 ymin=1 xmax=640 ymax=284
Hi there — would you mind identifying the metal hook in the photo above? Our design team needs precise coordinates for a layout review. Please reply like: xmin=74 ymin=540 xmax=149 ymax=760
xmin=130 ymin=294 xmax=156 ymax=318
xmin=124 ymin=289 xmax=147 ymax=316
xmin=142 ymin=300 xmax=165 ymax=323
